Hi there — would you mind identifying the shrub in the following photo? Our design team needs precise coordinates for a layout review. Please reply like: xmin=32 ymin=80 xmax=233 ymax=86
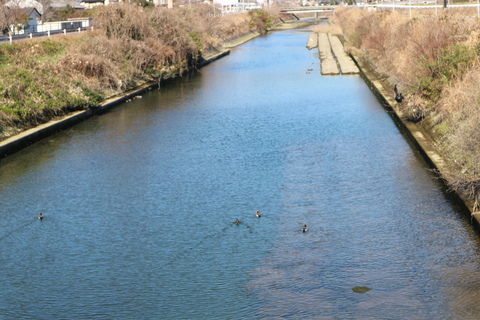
xmin=248 ymin=9 xmax=274 ymax=34
xmin=417 ymin=44 xmax=476 ymax=101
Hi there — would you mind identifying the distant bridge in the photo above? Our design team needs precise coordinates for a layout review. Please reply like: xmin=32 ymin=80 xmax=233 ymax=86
xmin=278 ymin=6 xmax=336 ymax=19
xmin=279 ymin=6 xmax=336 ymax=13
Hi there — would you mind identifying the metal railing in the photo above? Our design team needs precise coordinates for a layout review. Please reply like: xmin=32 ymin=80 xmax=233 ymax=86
xmin=0 ymin=27 xmax=94 ymax=44
xmin=0 ymin=19 xmax=93 ymax=44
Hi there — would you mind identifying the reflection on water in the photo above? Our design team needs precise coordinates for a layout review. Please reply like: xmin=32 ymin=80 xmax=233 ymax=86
xmin=1 ymin=29 xmax=480 ymax=319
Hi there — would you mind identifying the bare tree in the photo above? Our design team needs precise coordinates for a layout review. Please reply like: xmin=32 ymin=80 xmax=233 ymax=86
xmin=36 ymin=0 xmax=54 ymax=21
xmin=0 ymin=0 xmax=11 ymax=33
xmin=0 ymin=0 xmax=31 ymax=35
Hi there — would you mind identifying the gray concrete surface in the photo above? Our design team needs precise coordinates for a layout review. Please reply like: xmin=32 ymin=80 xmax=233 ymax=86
xmin=329 ymin=34 xmax=359 ymax=74
xmin=318 ymin=33 xmax=339 ymax=75
xmin=306 ymin=33 xmax=318 ymax=50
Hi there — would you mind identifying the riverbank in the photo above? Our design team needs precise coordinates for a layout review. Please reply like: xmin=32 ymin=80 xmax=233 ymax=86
xmin=305 ymin=23 xmax=480 ymax=229
xmin=306 ymin=27 xmax=479 ymax=230
xmin=0 ymin=2 xmax=283 ymax=156
xmin=330 ymin=7 xmax=479 ymax=223
xmin=0 ymin=4 xmax=280 ymax=143
xmin=0 ymin=23 xmax=302 ymax=159
xmin=348 ymin=45 xmax=479 ymax=230
xmin=0 ymin=48 xmax=231 ymax=159
xmin=0 ymin=30 xmax=275 ymax=159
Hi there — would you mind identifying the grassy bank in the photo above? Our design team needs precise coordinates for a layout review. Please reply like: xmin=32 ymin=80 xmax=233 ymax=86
xmin=0 ymin=4 xmax=277 ymax=140
xmin=324 ymin=7 xmax=479 ymax=209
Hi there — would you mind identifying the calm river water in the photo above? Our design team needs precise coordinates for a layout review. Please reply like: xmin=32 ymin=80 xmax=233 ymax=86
xmin=2 ymin=29 xmax=480 ymax=319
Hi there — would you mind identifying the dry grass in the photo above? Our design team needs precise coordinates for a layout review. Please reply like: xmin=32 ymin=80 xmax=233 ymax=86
xmin=436 ymin=67 xmax=480 ymax=197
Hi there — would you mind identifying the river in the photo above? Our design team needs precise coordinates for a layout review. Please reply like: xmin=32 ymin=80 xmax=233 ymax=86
xmin=1 ymin=28 xmax=480 ymax=319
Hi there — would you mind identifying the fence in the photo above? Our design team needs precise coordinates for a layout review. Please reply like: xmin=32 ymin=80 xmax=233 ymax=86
xmin=0 ymin=18 xmax=93 ymax=44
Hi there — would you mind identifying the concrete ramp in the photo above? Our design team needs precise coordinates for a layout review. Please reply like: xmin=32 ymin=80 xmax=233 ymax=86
xmin=317 ymin=33 xmax=339 ymax=75
xmin=316 ymin=33 xmax=359 ymax=76
xmin=328 ymin=34 xmax=359 ymax=74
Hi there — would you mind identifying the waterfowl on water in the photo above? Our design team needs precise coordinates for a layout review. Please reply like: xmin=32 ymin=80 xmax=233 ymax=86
xmin=235 ymin=219 xmax=241 ymax=225
xmin=256 ymin=210 xmax=262 ymax=218
xmin=302 ymin=224 xmax=308 ymax=232
xmin=38 ymin=213 xmax=44 ymax=220
xmin=394 ymin=84 xmax=404 ymax=103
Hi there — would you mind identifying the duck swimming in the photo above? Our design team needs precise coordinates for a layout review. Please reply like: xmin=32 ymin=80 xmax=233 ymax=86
xmin=38 ymin=213 xmax=44 ymax=220
xmin=235 ymin=219 xmax=241 ymax=225
xmin=394 ymin=84 xmax=404 ymax=103
xmin=256 ymin=210 xmax=262 ymax=218
xmin=302 ymin=224 xmax=308 ymax=232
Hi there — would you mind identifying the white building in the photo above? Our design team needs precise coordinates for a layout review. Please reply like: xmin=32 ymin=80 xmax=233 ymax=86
xmin=6 ymin=7 xmax=42 ymax=34
xmin=80 ymin=0 xmax=106 ymax=9
xmin=214 ymin=0 xmax=261 ymax=13
xmin=36 ymin=17 xmax=92 ymax=32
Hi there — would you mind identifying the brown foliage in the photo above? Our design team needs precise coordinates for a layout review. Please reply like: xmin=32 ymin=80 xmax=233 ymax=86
xmin=91 ymin=4 xmax=243 ymax=74
xmin=0 ymin=5 xmax=31 ymax=35
xmin=59 ymin=53 xmax=122 ymax=89
xmin=216 ymin=13 xmax=251 ymax=41
xmin=334 ymin=8 xmax=476 ymax=86
xmin=436 ymin=68 xmax=480 ymax=198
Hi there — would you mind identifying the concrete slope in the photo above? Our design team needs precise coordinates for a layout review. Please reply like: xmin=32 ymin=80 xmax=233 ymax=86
xmin=318 ymin=33 xmax=339 ymax=75
xmin=329 ymin=34 xmax=359 ymax=74
xmin=306 ymin=33 xmax=318 ymax=50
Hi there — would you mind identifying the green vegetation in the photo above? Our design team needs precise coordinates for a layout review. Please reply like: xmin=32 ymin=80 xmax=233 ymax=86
xmin=248 ymin=9 xmax=274 ymax=34
xmin=418 ymin=44 xmax=477 ymax=101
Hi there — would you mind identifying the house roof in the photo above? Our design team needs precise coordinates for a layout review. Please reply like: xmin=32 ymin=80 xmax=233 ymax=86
xmin=5 ymin=6 xmax=42 ymax=19
xmin=48 ymin=0 xmax=86 ymax=9
xmin=19 ymin=6 xmax=42 ymax=17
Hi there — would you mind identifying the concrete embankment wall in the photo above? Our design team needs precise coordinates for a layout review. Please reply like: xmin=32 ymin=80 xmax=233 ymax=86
xmin=306 ymin=33 xmax=318 ymax=50
xmin=223 ymin=31 xmax=260 ymax=49
xmin=350 ymin=54 xmax=479 ymax=230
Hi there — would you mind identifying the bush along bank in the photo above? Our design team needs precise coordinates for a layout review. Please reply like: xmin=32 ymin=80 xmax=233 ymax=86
xmin=329 ymin=7 xmax=479 ymax=220
xmin=0 ymin=4 xmax=277 ymax=142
